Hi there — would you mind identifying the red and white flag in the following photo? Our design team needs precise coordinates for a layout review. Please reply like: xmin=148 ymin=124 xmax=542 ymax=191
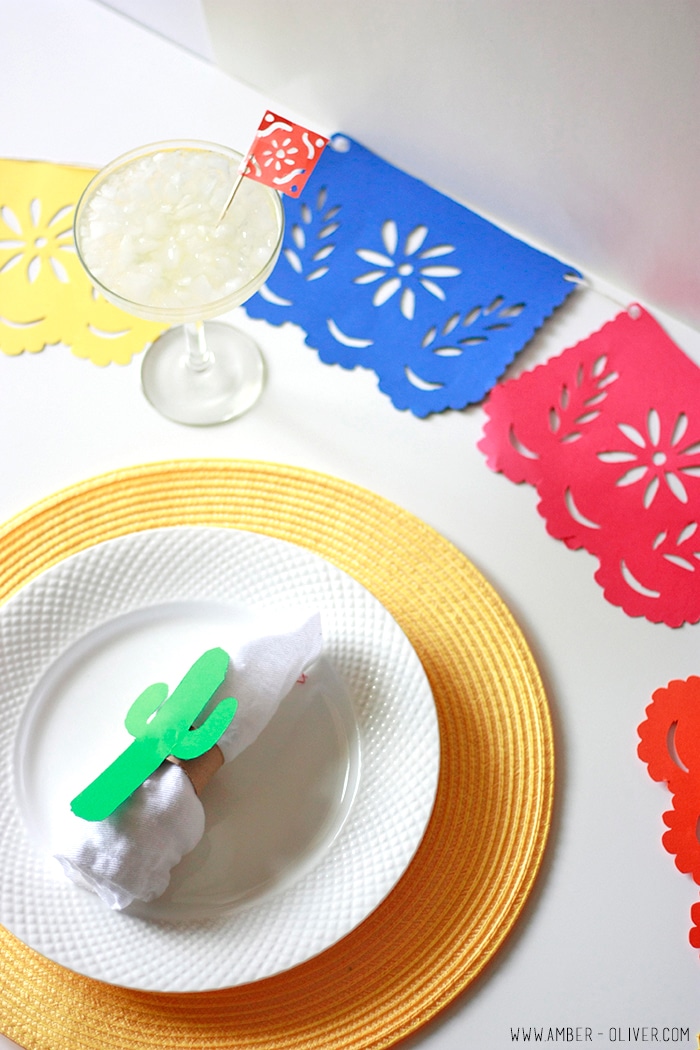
xmin=240 ymin=111 xmax=329 ymax=198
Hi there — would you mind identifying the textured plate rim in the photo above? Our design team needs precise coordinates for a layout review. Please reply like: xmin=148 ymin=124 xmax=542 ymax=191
xmin=0 ymin=525 xmax=439 ymax=992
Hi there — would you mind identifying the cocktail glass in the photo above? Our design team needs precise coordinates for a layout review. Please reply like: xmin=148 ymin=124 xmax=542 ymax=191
xmin=74 ymin=140 xmax=284 ymax=425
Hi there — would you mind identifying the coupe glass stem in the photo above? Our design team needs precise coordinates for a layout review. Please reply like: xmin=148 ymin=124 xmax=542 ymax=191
xmin=184 ymin=321 xmax=212 ymax=372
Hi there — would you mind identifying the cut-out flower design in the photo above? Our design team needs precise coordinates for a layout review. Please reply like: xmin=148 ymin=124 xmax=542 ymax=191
xmin=0 ymin=198 xmax=75 ymax=288
xmin=597 ymin=409 xmax=700 ymax=507
xmin=0 ymin=159 xmax=166 ymax=363
xmin=354 ymin=221 xmax=460 ymax=320
xmin=258 ymin=135 xmax=299 ymax=175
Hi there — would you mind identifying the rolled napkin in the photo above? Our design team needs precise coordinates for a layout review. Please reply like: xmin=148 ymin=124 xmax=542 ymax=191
xmin=54 ymin=610 xmax=323 ymax=910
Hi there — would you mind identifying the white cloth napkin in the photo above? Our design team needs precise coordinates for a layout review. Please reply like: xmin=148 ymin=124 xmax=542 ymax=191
xmin=54 ymin=610 xmax=323 ymax=910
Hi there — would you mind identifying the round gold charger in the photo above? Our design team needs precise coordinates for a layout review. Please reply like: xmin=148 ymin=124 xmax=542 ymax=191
xmin=0 ymin=459 xmax=554 ymax=1050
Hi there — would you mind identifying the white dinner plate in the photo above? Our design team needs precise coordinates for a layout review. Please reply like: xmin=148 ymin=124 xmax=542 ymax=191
xmin=0 ymin=527 xmax=439 ymax=992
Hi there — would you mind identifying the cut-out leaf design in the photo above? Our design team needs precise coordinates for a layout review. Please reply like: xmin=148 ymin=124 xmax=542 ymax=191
xmin=545 ymin=355 xmax=620 ymax=443
xmin=274 ymin=184 xmax=341 ymax=289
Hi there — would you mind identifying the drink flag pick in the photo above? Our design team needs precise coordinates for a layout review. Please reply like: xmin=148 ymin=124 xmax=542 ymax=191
xmin=70 ymin=648 xmax=238 ymax=822
xmin=220 ymin=111 xmax=329 ymax=220
xmin=242 ymin=111 xmax=329 ymax=196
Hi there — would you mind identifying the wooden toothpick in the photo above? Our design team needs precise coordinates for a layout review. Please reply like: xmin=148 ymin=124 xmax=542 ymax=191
xmin=218 ymin=170 xmax=245 ymax=224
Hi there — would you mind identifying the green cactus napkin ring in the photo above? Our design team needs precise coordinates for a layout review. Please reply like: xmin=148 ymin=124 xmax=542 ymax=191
xmin=70 ymin=648 xmax=237 ymax=822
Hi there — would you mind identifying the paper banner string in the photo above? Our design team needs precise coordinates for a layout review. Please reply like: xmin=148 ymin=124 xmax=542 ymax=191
xmin=244 ymin=134 xmax=580 ymax=417
xmin=638 ymin=677 xmax=700 ymax=951
xmin=71 ymin=648 xmax=237 ymax=822
xmin=479 ymin=306 xmax=700 ymax=627
xmin=0 ymin=159 xmax=167 ymax=364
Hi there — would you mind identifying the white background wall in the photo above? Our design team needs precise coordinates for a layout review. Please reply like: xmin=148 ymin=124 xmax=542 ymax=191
xmin=97 ymin=0 xmax=215 ymax=60
xmin=96 ymin=0 xmax=700 ymax=335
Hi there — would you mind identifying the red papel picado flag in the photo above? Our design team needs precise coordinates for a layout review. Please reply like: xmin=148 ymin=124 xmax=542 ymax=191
xmin=241 ymin=111 xmax=329 ymax=198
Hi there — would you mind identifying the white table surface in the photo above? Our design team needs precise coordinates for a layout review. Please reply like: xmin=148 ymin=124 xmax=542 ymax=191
xmin=1 ymin=1 xmax=699 ymax=1046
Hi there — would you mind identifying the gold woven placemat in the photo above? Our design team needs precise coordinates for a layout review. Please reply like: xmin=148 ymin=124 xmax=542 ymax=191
xmin=0 ymin=459 xmax=554 ymax=1050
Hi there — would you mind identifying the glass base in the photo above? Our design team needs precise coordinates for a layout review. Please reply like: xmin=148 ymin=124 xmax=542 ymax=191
xmin=140 ymin=321 xmax=265 ymax=425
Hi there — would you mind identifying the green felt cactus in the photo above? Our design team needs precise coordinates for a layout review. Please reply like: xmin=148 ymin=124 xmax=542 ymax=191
xmin=71 ymin=648 xmax=237 ymax=822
